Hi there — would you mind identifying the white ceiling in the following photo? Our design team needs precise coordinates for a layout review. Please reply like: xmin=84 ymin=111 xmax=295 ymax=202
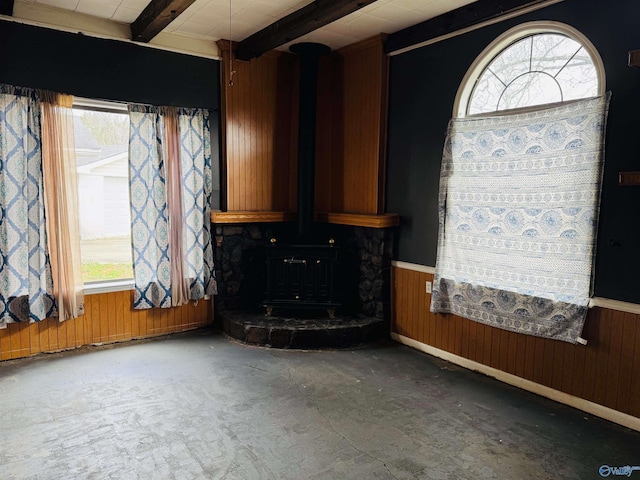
xmin=9 ymin=0 xmax=477 ymax=56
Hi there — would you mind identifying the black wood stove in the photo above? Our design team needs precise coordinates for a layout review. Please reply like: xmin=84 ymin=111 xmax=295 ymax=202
xmin=263 ymin=239 xmax=341 ymax=318
xmin=262 ymin=42 xmax=342 ymax=318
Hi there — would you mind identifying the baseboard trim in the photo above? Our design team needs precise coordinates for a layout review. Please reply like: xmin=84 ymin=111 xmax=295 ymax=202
xmin=391 ymin=332 xmax=640 ymax=432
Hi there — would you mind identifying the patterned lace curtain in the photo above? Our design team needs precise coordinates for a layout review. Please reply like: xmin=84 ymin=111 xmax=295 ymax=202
xmin=431 ymin=94 xmax=610 ymax=344
xmin=0 ymin=84 xmax=56 ymax=328
xmin=128 ymin=104 xmax=216 ymax=309
xmin=40 ymin=91 xmax=85 ymax=320
xmin=177 ymin=109 xmax=216 ymax=301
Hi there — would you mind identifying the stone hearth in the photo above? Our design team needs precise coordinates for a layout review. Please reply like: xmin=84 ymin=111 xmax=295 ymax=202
xmin=212 ymin=221 xmax=394 ymax=349
xmin=220 ymin=310 xmax=385 ymax=349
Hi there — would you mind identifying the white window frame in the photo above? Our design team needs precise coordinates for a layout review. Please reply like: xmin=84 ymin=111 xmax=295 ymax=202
xmin=73 ymin=97 xmax=134 ymax=294
xmin=453 ymin=21 xmax=606 ymax=118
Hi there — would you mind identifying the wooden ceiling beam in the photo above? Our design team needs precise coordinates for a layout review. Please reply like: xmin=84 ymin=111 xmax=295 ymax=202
xmin=131 ymin=0 xmax=196 ymax=43
xmin=385 ymin=0 xmax=554 ymax=54
xmin=236 ymin=0 xmax=379 ymax=61
xmin=0 ymin=0 xmax=15 ymax=16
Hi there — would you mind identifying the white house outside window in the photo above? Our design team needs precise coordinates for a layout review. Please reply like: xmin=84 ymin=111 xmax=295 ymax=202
xmin=73 ymin=99 xmax=133 ymax=284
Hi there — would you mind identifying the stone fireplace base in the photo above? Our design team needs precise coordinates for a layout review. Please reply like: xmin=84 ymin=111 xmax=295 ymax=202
xmin=220 ymin=310 xmax=385 ymax=349
xmin=213 ymin=220 xmax=394 ymax=348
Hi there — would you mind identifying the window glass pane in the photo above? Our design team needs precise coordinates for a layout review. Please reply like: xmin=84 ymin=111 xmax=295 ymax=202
xmin=468 ymin=69 xmax=504 ymax=115
xmin=465 ymin=30 xmax=601 ymax=116
xmin=530 ymin=34 xmax=581 ymax=75
xmin=489 ymin=36 xmax=531 ymax=84
xmin=498 ymin=72 xmax=562 ymax=111
xmin=74 ymin=108 xmax=133 ymax=283
xmin=556 ymin=49 xmax=599 ymax=101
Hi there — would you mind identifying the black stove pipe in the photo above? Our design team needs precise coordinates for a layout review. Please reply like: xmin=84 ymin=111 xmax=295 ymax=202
xmin=289 ymin=42 xmax=331 ymax=242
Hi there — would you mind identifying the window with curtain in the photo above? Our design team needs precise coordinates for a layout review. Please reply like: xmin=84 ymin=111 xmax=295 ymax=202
xmin=431 ymin=22 xmax=610 ymax=344
xmin=128 ymin=104 xmax=216 ymax=309
xmin=0 ymin=85 xmax=217 ymax=328
xmin=0 ymin=84 xmax=85 ymax=328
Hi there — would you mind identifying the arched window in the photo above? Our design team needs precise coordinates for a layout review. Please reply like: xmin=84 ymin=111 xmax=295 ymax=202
xmin=454 ymin=22 xmax=605 ymax=117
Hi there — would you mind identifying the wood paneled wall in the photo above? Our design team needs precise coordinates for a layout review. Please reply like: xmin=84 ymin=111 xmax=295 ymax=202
xmin=217 ymin=41 xmax=299 ymax=212
xmin=392 ymin=265 xmax=640 ymax=419
xmin=315 ymin=52 xmax=343 ymax=214
xmin=0 ymin=290 xmax=212 ymax=361
xmin=315 ymin=35 xmax=389 ymax=215
xmin=217 ymin=36 xmax=391 ymax=221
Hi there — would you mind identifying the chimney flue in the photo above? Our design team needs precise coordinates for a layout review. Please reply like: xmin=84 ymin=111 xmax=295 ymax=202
xmin=289 ymin=42 xmax=330 ymax=242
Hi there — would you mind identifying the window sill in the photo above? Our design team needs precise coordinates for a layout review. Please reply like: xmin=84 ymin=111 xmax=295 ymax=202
xmin=84 ymin=279 xmax=134 ymax=295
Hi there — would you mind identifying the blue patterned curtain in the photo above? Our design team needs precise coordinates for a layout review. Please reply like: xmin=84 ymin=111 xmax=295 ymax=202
xmin=177 ymin=109 xmax=216 ymax=299
xmin=431 ymin=94 xmax=610 ymax=344
xmin=0 ymin=84 xmax=56 ymax=328
xmin=128 ymin=104 xmax=216 ymax=309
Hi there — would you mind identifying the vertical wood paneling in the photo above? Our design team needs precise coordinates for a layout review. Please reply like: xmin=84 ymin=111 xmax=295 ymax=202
xmin=541 ymin=338 xmax=555 ymax=388
xmin=569 ymin=323 xmax=587 ymax=397
xmin=490 ymin=325 xmax=501 ymax=370
xmin=315 ymin=35 xmax=388 ymax=216
xmin=514 ymin=331 xmax=526 ymax=378
xmin=560 ymin=339 xmax=575 ymax=395
xmin=523 ymin=335 xmax=536 ymax=382
xmin=391 ymin=265 xmax=640 ymax=419
xmin=532 ymin=337 xmax=545 ymax=385
xmin=550 ymin=339 xmax=565 ymax=391
xmin=107 ymin=292 xmax=117 ymax=341
xmin=616 ymin=312 xmax=637 ymax=414
xmin=402 ymin=268 xmax=411 ymax=338
xmin=453 ymin=314 xmax=463 ymax=356
xmin=341 ymin=37 xmax=386 ymax=215
xmin=218 ymin=36 xmax=389 ymax=218
xmin=419 ymin=272 xmax=428 ymax=344
xmin=482 ymin=324 xmax=492 ymax=367
xmin=0 ymin=290 xmax=212 ymax=361
xmin=629 ymin=315 xmax=640 ymax=418
xmin=217 ymin=41 xmax=299 ymax=213
xmin=592 ymin=307 xmax=612 ymax=406
xmin=428 ymin=288 xmax=437 ymax=347
xmin=460 ymin=311 xmax=469 ymax=359
xmin=497 ymin=330 xmax=508 ymax=373
xmin=91 ymin=294 xmax=101 ymax=342
xmin=409 ymin=270 xmax=418 ymax=341
xmin=604 ymin=309 xmax=625 ymax=409
xmin=467 ymin=316 xmax=477 ymax=362
xmin=507 ymin=331 xmax=518 ymax=376
xmin=390 ymin=267 xmax=399 ymax=334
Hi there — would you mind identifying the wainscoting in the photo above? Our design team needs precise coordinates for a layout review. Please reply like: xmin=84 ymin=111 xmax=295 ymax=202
xmin=0 ymin=290 xmax=212 ymax=361
xmin=391 ymin=262 xmax=640 ymax=429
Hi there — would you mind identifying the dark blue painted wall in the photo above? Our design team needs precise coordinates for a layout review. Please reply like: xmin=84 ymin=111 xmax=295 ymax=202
xmin=0 ymin=21 xmax=219 ymax=109
xmin=386 ymin=0 xmax=640 ymax=303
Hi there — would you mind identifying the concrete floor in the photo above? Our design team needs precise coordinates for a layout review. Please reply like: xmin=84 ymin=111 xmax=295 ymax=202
xmin=1 ymin=329 xmax=638 ymax=480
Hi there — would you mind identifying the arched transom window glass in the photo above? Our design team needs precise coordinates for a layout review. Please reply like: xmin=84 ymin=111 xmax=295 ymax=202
xmin=455 ymin=22 xmax=605 ymax=117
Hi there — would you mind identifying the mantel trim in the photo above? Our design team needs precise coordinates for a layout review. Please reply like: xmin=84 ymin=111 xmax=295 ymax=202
xmin=210 ymin=211 xmax=296 ymax=224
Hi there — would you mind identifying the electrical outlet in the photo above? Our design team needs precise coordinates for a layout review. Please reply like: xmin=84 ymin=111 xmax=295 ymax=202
xmin=425 ymin=281 xmax=432 ymax=294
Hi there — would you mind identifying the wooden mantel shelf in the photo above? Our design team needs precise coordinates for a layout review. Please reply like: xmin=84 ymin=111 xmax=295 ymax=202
xmin=315 ymin=212 xmax=400 ymax=228
xmin=211 ymin=211 xmax=296 ymax=224
xmin=211 ymin=210 xmax=400 ymax=228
